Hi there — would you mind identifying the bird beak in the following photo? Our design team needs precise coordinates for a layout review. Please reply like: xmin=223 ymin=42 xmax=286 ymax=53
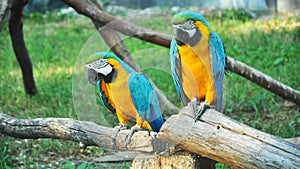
xmin=173 ymin=24 xmax=196 ymax=38
xmin=85 ymin=65 xmax=104 ymax=86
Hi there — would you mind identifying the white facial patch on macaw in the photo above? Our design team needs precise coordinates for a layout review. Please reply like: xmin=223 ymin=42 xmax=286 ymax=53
xmin=185 ymin=28 xmax=196 ymax=38
xmin=95 ymin=59 xmax=113 ymax=76
xmin=86 ymin=59 xmax=113 ymax=76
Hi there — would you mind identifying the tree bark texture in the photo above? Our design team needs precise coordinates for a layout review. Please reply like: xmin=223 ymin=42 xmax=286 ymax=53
xmin=227 ymin=57 xmax=300 ymax=105
xmin=9 ymin=0 xmax=37 ymax=95
xmin=158 ymin=105 xmax=300 ymax=169
xmin=0 ymin=112 xmax=166 ymax=153
xmin=60 ymin=0 xmax=300 ymax=105
xmin=131 ymin=152 xmax=202 ymax=169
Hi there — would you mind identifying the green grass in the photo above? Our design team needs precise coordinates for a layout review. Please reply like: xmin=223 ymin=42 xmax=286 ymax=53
xmin=0 ymin=12 xmax=299 ymax=168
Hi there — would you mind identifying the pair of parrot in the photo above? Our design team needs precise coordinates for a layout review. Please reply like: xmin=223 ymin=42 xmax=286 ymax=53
xmin=85 ymin=11 xmax=226 ymax=149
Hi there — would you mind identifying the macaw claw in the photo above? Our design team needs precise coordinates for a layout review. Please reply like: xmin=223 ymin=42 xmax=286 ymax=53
xmin=195 ymin=102 xmax=210 ymax=120
xmin=111 ymin=123 xmax=127 ymax=149
xmin=189 ymin=98 xmax=211 ymax=121
xmin=125 ymin=125 xmax=146 ymax=149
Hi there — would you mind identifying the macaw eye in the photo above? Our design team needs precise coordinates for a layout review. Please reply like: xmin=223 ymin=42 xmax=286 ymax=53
xmin=187 ymin=20 xmax=194 ymax=25
xmin=98 ymin=59 xmax=108 ymax=68
xmin=90 ymin=59 xmax=109 ymax=69
xmin=183 ymin=20 xmax=195 ymax=29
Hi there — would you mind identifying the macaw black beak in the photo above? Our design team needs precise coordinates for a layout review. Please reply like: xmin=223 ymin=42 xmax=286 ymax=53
xmin=85 ymin=66 xmax=104 ymax=86
xmin=172 ymin=24 xmax=200 ymax=47
xmin=173 ymin=26 xmax=186 ymax=46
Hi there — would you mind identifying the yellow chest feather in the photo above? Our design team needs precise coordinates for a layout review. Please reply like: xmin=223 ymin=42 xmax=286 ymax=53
xmin=101 ymin=64 xmax=137 ymax=118
xmin=177 ymin=38 xmax=215 ymax=101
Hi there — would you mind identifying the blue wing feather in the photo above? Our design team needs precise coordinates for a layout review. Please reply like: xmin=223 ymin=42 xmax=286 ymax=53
xmin=209 ymin=32 xmax=226 ymax=112
xmin=128 ymin=73 xmax=164 ymax=132
xmin=170 ymin=38 xmax=190 ymax=105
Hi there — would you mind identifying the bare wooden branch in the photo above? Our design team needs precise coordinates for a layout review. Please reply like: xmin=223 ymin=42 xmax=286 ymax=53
xmin=227 ymin=57 xmax=300 ymax=104
xmin=88 ymin=0 xmax=141 ymax=71
xmin=0 ymin=112 xmax=166 ymax=153
xmin=60 ymin=0 xmax=300 ymax=105
xmin=9 ymin=0 xmax=37 ymax=95
xmin=158 ymin=105 xmax=300 ymax=169
xmin=60 ymin=0 xmax=172 ymax=48
xmin=0 ymin=0 xmax=9 ymax=31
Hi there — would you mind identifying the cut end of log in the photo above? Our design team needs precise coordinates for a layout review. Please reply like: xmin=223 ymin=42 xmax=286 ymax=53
xmin=131 ymin=151 xmax=199 ymax=169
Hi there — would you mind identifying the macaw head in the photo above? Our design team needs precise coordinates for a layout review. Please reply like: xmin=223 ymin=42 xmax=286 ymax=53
xmin=85 ymin=52 xmax=118 ymax=85
xmin=171 ymin=11 xmax=211 ymax=46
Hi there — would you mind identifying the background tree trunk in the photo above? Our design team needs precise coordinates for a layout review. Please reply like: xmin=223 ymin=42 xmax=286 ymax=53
xmin=9 ymin=0 xmax=37 ymax=95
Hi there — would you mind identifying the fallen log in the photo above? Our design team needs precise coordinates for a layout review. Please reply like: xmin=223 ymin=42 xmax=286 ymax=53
xmin=158 ymin=105 xmax=300 ymax=169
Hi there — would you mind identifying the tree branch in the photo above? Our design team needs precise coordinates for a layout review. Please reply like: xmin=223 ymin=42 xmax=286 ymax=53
xmin=60 ymin=0 xmax=300 ymax=105
xmin=158 ymin=105 xmax=300 ymax=169
xmin=0 ymin=112 xmax=166 ymax=153
xmin=60 ymin=0 xmax=171 ymax=48
xmin=227 ymin=57 xmax=300 ymax=104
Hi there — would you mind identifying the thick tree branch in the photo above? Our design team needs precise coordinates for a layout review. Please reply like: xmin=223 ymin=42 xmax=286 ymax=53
xmin=158 ymin=106 xmax=300 ymax=169
xmin=0 ymin=112 xmax=166 ymax=153
xmin=60 ymin=0 xmax=300 ymax=105
xmin=60 ymin=0 xmax=171 ymax=48
xmin=9 ymin=0 xmax=37 ymax=95
xmin=88 ymin=0 xmax=140 ymax=71
xmin=227 ymin=57 xmax=300 ymax=104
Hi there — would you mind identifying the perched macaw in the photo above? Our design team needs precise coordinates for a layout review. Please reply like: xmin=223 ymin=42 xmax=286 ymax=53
xmin=85 ymin=52 xmax=164 ymax=148
xmin=170 ymin=11 xmax=227 ymax=116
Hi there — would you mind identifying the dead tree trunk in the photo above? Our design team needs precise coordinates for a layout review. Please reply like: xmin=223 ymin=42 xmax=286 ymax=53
xmin=9 ymin=0 xmax=37 ymax=95
xmin=157 ymin=105 xmax=300 ymax=169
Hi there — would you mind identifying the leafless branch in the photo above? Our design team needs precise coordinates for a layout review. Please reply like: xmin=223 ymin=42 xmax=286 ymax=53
xmin=0 ymin=112 xmax=166 ymax=153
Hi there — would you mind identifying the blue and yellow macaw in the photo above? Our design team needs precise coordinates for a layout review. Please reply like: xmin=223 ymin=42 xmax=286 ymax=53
xmin=85 ymin=52 xmax=164 ymax=148
xmin=170 ymin=11 xmax=227 ymax=116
